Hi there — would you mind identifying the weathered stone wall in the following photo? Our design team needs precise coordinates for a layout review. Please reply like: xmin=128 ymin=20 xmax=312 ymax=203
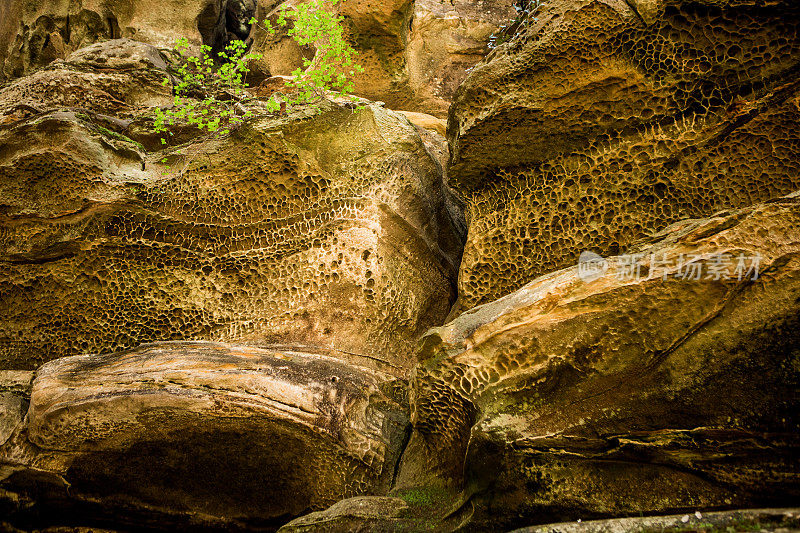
xmin=448 ymin=0 xmax=800 ymax=310
xmin=0 ymin=40 xmax=463 ymax=373
xmin=1 ymin=0 xmax=517 ymax=118
xmin=405 ymin=193 xmax=800 ymax=529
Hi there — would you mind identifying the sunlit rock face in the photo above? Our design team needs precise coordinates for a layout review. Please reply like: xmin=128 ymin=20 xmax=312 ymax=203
xmin=403 ymin=193 xmax=800 ymax=530
xmin=447 ymin=0 xmax=800 ymax=311
xmin=405 ymin=0 xmax=518 ymax=118
xmin=0 ymin=39 xmax=464 ymax=373
xmin=248 ymin=0 xmax=517 ymax=117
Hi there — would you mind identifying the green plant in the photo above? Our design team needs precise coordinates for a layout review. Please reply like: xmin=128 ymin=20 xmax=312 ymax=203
xmin=152 ymin=0 xmax=363 ymax=149
xmin=154 ymin=38 xmax=258 ymax=143
xmin=252 ymin=0 xmax=364 ymax=108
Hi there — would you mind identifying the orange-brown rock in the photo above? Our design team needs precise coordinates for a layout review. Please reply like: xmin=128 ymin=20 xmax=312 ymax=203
xmin=249 ymin=0 xmax=517 ymax=117
xmin=404 ymin=0 xmax=517 ymax=117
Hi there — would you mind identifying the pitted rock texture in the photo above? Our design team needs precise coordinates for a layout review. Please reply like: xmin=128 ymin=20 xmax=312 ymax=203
xmin=0 ymin=0 xmax=254 ymax=82
xmin=402 ymin=194 xmax=800 ymax=530
xmin=0 ymin=39 xmax=172 ymax=124
xmin=447 ymin=0 xmax=800 ymax=310
xmin=0 ymin=342 xmax=409 ymax=529
xmin=249 ymin=0 xmax=516 ymax=117
xmin=0 ymin=40 xmax=463 ymax=372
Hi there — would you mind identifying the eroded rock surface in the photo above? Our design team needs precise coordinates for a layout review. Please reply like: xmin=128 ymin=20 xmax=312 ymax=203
xmin=0 ymin=39 xmax=172 ymax=125
xmin=405 ymin=0 xmax=517 ymax=118
xmin=402 ymin=194 xmax=800 ymax=530
xmin=0 ymin=39 xmax=463 ymax=373
xmin=0 ymin=0 xmax=255 ymax=82
xmin=513 ymin=507 xmax=800 ymax=533
xmin=0 ymin=371 xmax=32 ymax=447
xmin=448 ymin=0 xmax=800 ymax=310
xmin=0 ymin=341 xmax=408 ymax=529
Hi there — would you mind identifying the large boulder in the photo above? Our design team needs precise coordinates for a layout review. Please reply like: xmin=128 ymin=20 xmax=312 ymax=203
xmin=0 ymin=40 xmax=464 ymax=372
xmin=0 ymin=341 xmax=409 ymax=528
xmin=447 ymin=0 xmax=800 ymax=310
xmin=400 ymin=194 xmax=800 ymax=530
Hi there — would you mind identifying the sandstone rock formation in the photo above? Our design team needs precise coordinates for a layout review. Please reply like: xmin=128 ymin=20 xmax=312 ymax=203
xmin=403 ymin=194 xmax=800 ymax=530
xmin=0 ymin=39 xmax=172 ymax=124
xmin=0 ymin=36 xmax=465 ymax=529
xmin=0 ymin=342 xmax=408 ymax=528
xmin=448 ymin=0 xmax=800 ymax=310
xmin=0 ymin=40 xmax=463 ymax=372
xmin=1 ymin=0 xmax=517 ymax=117
xmin=513 ymin=508 xmax=800 ymax=533
xmin=249 ymin=0 xmax=517 ymax=117
xmin=405 ymin=0 xmax=518 ymax=117
xmin=0 ymin=371 xmax=32 ymax=447
xmin=1 ymin=0 xmax=799 ymax=530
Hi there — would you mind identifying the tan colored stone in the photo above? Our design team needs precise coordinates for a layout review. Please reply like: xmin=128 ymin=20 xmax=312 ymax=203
xmin=248 ymin=0 xmax=516 ymax=117
xmin=1 ymin=341 xmax=408 ymax=526
xmin=447 ymin=0 xmax=800 ymax=310
xmin=398 ymin=111 xmax=447 ymax=137
xmin=0 ymin=105 xmax=462 ymax=373
xmin=0 ymin=39 xmax=172 ymax=125
xmin=405 ymin=0 xmax=517 ymax=117
xmin=402 ymin=194 xmax=800 ymax=529
xmin=0 ymin=371 xmax=33 ymax=447
xmin=0 ymin=42 xmax=463 ymax=372
xmin=0 ymin=0 xmax=243 ymax=82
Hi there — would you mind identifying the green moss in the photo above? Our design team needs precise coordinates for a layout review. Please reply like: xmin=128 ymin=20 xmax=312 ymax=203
xmin=396 ymin=486 xmax=449 ymax=507
xmin=96 ymin=125 xmax=146 ymax=152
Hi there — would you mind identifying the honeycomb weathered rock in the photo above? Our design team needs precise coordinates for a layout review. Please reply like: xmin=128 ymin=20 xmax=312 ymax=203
xmin=0 ymin=41 xmax=464 ymax=373
xmin=448 ymin=0 xmax=800 ymax=310
xmin=402 ymin=193 xmax=800 ymax=530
